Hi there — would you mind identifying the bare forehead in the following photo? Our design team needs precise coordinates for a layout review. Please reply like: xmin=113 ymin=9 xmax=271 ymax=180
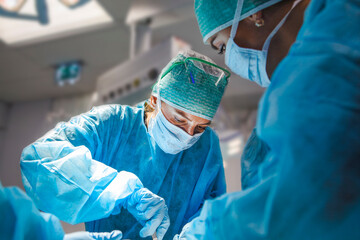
xmin=208 ymin=28 xmax=232 ymax=48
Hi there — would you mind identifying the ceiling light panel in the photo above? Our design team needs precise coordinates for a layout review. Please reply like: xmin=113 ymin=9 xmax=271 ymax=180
xmin=0 ymin=0 xmax=113 ymax=46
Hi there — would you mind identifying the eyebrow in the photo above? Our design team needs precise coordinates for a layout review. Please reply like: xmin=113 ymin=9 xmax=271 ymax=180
xmin=175 ymin=109 xmax=191 ymax=121
xmin=175 ymin=109 xmax=211 ymax=125
xmin=202 ymin=121 xmax=211 ymax=126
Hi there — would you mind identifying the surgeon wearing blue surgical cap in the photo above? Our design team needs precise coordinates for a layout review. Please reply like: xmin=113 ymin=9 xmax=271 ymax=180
xmin=20 ymin=50 xmax=229 ymax=240
xmin=174 ymin=0 xmax=360 ymax=239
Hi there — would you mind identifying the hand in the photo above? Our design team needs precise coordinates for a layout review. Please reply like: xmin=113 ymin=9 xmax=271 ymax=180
xmin=173 ymin=213 xmax=208 ymax=240
xmin=125 ymin=188 xmax=170 ymax=240
xmin=64 ymin=230 xmax=122 ymax=240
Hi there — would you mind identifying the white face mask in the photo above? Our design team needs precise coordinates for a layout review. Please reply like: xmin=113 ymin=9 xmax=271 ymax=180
xmin=225 ymin=0 xmax=301 ymax=87
xmin=148 ymin=97 xmax=203 ymax=154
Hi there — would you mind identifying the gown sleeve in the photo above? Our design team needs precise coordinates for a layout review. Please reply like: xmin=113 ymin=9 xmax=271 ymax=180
xmin=20 ymin=105 xmax=143 ymax=224
xmin=0 ymin=182 xmax=64 ymax=240
xmin=240 ymin=128 xmax=270 ymax=190
xmin=187 ymin=131 xmax=226 ymax=223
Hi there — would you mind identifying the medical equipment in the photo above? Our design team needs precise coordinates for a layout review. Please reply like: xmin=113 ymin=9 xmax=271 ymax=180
xmin=96 ymin=37 xmax=190 ymax=107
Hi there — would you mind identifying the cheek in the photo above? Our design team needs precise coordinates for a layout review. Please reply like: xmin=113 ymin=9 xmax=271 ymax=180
xmin=214 ymin=36 xmax=229 ymax=48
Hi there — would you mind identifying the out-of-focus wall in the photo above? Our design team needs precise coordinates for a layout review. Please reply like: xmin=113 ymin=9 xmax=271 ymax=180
xmin=214 ymin=107 xmax=258 ymax=193
xmin=0 ymin=102 xmax=8 ymax=177
xmin=0 ymin=97 xmax=93 ymax=233
xmin=0 ymin=100 xmax=53 ymax=187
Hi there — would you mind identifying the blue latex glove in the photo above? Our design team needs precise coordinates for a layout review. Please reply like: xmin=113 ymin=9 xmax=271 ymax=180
xmin=173 ymin=222 xmax=197 ymax=240
xmin=124 ymin=188 xmax=170 ymax=240
xmin=64 ymin=230 xmax=122 ymax=240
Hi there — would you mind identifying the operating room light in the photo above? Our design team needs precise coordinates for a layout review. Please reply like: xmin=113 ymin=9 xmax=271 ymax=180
xmin=0 ymin=0 xmax=113 ymax=45
xmin=60 ymin=0 xmax=79 ymax=6
xmin=59 ymin=0 xmax=90 ymax=9
xmin=0 ymin=0 xmax=26 ymax=12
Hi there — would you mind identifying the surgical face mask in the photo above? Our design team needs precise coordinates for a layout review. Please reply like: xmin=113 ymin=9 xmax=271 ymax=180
xmin=225 ymin=0 xmax=301 ymax=87
xmin=225 ymin=38 xmax=270 ymax=87
xmin=148 ymin=98 xmax=203 ymax=154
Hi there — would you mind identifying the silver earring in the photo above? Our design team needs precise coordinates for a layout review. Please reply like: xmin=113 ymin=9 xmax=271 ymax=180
xmin=255 ymin=19 xmax=265 ymax=27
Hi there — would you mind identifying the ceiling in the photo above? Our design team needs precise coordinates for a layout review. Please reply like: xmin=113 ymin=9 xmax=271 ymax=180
xmin=0 ymin=0 xmax=264 ymax=104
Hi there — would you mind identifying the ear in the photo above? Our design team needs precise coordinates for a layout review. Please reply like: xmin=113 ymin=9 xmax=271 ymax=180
xmin=247 ymin=10 xmax=263 ymax=23
xmin=150 ymin=95 xmax=157 ymax=108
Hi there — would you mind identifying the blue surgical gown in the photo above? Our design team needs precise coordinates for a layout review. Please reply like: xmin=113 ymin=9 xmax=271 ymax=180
xmin=240 ymin=128 xmax=270 ymax=190
xmin=20 ymin=104 xmax=226 ymax=239
xmin=0 ymin=182 xmax=64 ymax=240
xmin=176 ymin=0 xmax=360 ymax=238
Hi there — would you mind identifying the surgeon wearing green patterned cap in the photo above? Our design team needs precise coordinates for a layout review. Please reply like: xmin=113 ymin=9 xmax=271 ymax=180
xmin=20 ymin=50 xmax=229 ymax=240
xmin=146 ymin=49 xmax=229 ymax=153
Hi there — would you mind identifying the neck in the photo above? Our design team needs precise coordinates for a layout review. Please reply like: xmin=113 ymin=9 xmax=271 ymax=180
xmin=266 ymin=0 xmax=310 ymax=78
xmin=245 ymin=0 xmax=297 ymax=50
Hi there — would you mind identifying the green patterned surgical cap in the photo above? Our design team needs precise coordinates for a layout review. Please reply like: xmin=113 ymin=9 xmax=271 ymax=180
xmin=152 ymin=50 xmax=229 ymax=120
xmin=195 ymin=0 xmax=283 ymax=43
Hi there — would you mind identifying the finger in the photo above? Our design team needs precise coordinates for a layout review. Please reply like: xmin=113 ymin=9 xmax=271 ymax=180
xmin=156 ymin=212 xmax=170 ymax=240
xmin=64 ymin=231 xmax=92 ymax=240
xmin=108 ymin=230 xmax=123 ymax=240
xmin=138 ymin=198 xmax=165 ymax=220
xmin=136 ymin=194 xmax=162 ymax=212
xmin=87 ymin=230 xmax=123 ymax=240
xmin=139 ymin=209 xmax=165 ymax=238
xmin=127 ymin=188 xmax=151 ymax=207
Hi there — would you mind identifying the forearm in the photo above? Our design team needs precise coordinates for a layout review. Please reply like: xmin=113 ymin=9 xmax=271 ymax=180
xmin=21 ymin=141 xmax=143 ymax=224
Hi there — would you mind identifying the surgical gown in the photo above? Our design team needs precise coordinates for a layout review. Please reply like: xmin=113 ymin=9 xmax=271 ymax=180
xmin=0 ymin=182 xmax=64 ymax=240
xmin=20 ymin=104 xmax=226 ymax=240
xmin=176 ymin=0 xmax=360 ymax=238
xmin=240 ymin=128 xmax=270 ymax=190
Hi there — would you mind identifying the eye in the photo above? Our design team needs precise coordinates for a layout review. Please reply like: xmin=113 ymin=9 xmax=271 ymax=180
xmin=218 ymin=44 xmax=226 ymax=55
xmin=174 ymin=116 xmax=183 ymax=123
xmin=196 ymin=126 xmax=207 ymax=132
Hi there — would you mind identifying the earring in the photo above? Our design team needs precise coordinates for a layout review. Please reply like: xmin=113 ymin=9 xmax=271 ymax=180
xmin=255 ymin=18 xmax=265 ymax=27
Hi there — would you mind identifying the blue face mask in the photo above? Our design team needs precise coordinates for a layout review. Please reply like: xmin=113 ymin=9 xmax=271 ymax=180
xmin=148 ymin=98 xmax=203 ymax=154
xmin=225 ymin=0 xmax=299 ymax=87
xmin=225 ymin=38 xmax=270 ymax=87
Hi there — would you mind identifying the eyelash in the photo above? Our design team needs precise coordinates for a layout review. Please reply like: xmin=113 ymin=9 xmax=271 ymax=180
xmin=197 ymin=126 xmax=206 ymax=131
xmin=174 ymin=116 xmax=183 ymax=123
xmin=218 ymin=44 xmax=226 ymax=55
xmin=173 ymin=116 xmax=207 ymax=131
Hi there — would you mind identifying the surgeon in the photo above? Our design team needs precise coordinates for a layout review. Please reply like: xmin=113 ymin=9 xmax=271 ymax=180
xmin=175 ymin=0 xmax=360 ymax=239
xmin=0 ymin=181 xmax=123 ymax=240
xmin=195 ymin=0 xmax=309 ymax=189
xmin=20 ymin=50 xmax=230 ymax=240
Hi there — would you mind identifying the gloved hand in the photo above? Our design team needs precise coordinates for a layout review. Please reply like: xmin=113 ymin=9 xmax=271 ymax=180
xmin=64 ymin=230 xmax=122 ymax=240
xmin=124 ymin=188 xmax=170 ymax=240
xmin=173 ymin=204 xmax=211 ymax=240
xmin=173 ymin=220 xmax=204 ymax=240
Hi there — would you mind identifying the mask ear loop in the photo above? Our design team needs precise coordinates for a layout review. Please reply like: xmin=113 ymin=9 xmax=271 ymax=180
xmin=230 ymin=0 xmax=245 ymax=40
xmin=262 ymin=0 xmax=301 ymax=51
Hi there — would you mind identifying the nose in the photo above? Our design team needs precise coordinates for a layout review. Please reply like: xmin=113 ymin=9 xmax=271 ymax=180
xmin=183 ymin=124 xmax=197 ymax=136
